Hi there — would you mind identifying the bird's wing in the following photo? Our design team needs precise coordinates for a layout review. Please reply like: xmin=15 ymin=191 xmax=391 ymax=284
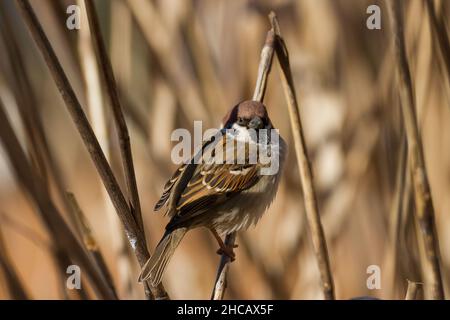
xmin=153 ymin=129 xmax=224 ymax=212
xmin=154 ymin=163 xmax=188 ymax=211
xmin=155 ymin=129 xmax=262 ymax=228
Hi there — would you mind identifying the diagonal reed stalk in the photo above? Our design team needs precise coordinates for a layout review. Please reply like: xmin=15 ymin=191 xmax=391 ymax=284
xmin=0 ymin=2 xmax=83 ymax=240
xmin=387 ymin=0 xmax=444 ymax=299
xmin=270 ymin=12 xmax=335 ymax=300
xmin=66 ymin=192 xmax=117 ymax=297
xmin=424 ymin=0 xmax=450 ymax=85
xmin=0 ymin=98 xmax=116 ymax=299
xmin=1 ymin=3 xmax=116 ymax=299
xmin=127 ymin=0 xmax=211 ymax=124
xmin=211 ymin=13 xmax=276 ymax=301
xmin=212 ymin=11 xmax=335 ymax=300
xmin=15 ymin=0 xmax=168 ymax=299
xmin=82 ymin=0 xmax=150 ymax=298
xmin=83 ymin=0 xmax=145 ymax=237
xmin=405 ymin=280 xmax=422 ymax=300
xmin=0 ymin=224 xmax=29 ymax=299
xmin=78 ymin=0 xmax=136 ymax=299
xmin=211 ymin=232 xmax=237 ymax=300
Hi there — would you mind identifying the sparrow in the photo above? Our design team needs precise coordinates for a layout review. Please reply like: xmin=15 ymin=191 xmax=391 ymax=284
xmin=139 ymin=100 xmax=286 ymax=286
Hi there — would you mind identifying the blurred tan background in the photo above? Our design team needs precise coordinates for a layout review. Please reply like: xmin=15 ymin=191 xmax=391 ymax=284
xmin=0 ymin=0 xmax=449 ymax=299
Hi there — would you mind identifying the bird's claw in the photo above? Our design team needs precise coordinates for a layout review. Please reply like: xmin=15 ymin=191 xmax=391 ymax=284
xmin=216 ymin=245 xmax=237 ymax=261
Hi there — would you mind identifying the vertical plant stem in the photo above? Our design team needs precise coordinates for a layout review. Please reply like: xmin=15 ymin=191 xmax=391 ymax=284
xmin=211 ymin=232 xmax=236 ymax=300
xmin=83 ymin=0 xmax=149 ymax=297
xmin=389 ymin=136 xmax=407 ymax=296
xmin=0 ymin=3 xmax=82 ymax=239
xmin=405 ymin=280 xmax=422 ymax=300
xmin=211 ymin=14 xmax=276 ymax=301
xmin=127 ymin=0 xmax=211 ymax=123
xmin=77 ymin=0 xmax=133 ymax=299
xmin=0 ymin=99 xmax=115 ymax=299
xmin=252 ymin=29 xmax=275 ymax=102
xmin=0 ymin=225 xmax=29 ymax=299
xmin=66 ymin=192 xmax=118 ymax=297
xmin=270 ymin=11 xmax=335 ymax=300
xmin=387 ymin=0 xmax=444 ymax=300
xmin=83 ymin=0 xmax=145 ymax=236
xmin=425 ymin=0 xmax=450 ymax=83
xmin=15 ymin=0 xmax=168 ymax=299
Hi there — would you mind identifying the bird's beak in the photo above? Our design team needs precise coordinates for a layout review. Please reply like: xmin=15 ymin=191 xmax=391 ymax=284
xmin=248 ymin=116 xmax=263 ymax=129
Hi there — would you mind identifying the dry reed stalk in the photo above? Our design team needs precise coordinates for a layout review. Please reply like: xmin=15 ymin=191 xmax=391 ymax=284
xmin=0 ymin=34 xmax=46 ymax=186
xmin=1 ymin=4 xmax=110 ymax=299
xmin=0 ymin=98 xmax=116 ymax=299
xmin=211 ymin=232 xmax=236 ymax=300
xmin=110 ymin=0 xmax=132 ymax=89
xmin=80 ymin=0 xmax=148 ymax=298
xmin=390 ymin=73 xmax=431 ymax=298
xmin=77 ymin=0 xmax=109 ymax=159
xmin=83 ymin=1 xmax=151 ymax=298
xmin=0 ymin=3 xmax=83 ymax=238
xmin=424 ymin=0 xmax=450 ymax=107
xmin=66 ymin=192 xmax=117 ymax=296
xmin=77 ymin=0 xmax=134 ymax=299
xmin=0 ymin=6 xmax=48 ymax=181
xmin=412 ymin=208 xmax=429 ymax=297
xmin=211 ymin=12 xmax=276 ymax=301
xmin=31 ymin=0 xmax=86 ymax=106
xmin=0 ymin=211 xmax=89 ymax=300
xmin=388 ymin=134 xmax=422 ymax=298
xmin=127 ymin=0 xmax=211 ymax=124
xmin=0 ymin=225 xmax=29 ymax=299
xmin=183 ymin=1 xmax=228 ymax=114
xmin=381 ymin=27 xmax=425 ymax=296
xmin=284 ymin=45 xmax=394 ymax=294
xmin=0 ymin=213 xmax=79 ymax=299
xmin=387 ymin=0 xmax=444 ymax=300
xmin=117 ymin=86 xmax=150 ymax=141
xmin=15 ymin=0 xmax=168 ymax=300
xmin=84 ymin=0 xmax=145 ymax=237
xmin=109 ymin=3 xmax=139 ymax=296
xmin=405 ymin=280 xmax=422 ymax=300
xmin=0 ymin=213 xmax=50 ymax=249
xmin=399 ymin=159 xmax=424 ymax=297
xmin=389 ymin=136 xmax=407 ymax=296
xmin=270 ymin=12 xmax=335 ymax=299
xmin=425 ymin=0 xmax=450 ymax=84
xmin=252 ymin=30 xmax=275 ymax=102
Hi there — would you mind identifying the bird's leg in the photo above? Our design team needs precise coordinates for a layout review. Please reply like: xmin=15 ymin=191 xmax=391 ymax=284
xmin=209 ymin=228 xmax=237 ymax=261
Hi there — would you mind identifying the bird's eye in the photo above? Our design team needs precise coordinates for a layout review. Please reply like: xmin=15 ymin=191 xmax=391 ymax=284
xmin=237 ymin=117 xmax=247 ymax=125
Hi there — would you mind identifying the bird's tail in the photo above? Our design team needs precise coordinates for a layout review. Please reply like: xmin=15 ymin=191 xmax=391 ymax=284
xmin=139 ymin=228 xmax=187 ymax=286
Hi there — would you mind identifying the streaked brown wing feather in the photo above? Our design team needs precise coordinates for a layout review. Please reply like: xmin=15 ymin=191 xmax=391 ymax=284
xmin=156 ymin=129 xmax=262 ymax=229
xmin=153 ymin=129 xmax=223 ymax=212
xmin=177 ymin=164 xmax=258 ymax=206
xmin=165 ymin=163 xmax=259 ymax=230
xmin=173 ymin=134 xmax=261 ymax=222
xmin=154 ymin=163 xmax=187 ymax=211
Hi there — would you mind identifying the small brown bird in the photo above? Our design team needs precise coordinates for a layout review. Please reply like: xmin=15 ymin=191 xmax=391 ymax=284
xmin=139 ymin=100 xmax=286 ymax=286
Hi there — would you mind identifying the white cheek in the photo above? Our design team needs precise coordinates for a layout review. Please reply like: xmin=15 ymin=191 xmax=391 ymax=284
xmin=229 ymin=123 xmax=253 ymax=142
